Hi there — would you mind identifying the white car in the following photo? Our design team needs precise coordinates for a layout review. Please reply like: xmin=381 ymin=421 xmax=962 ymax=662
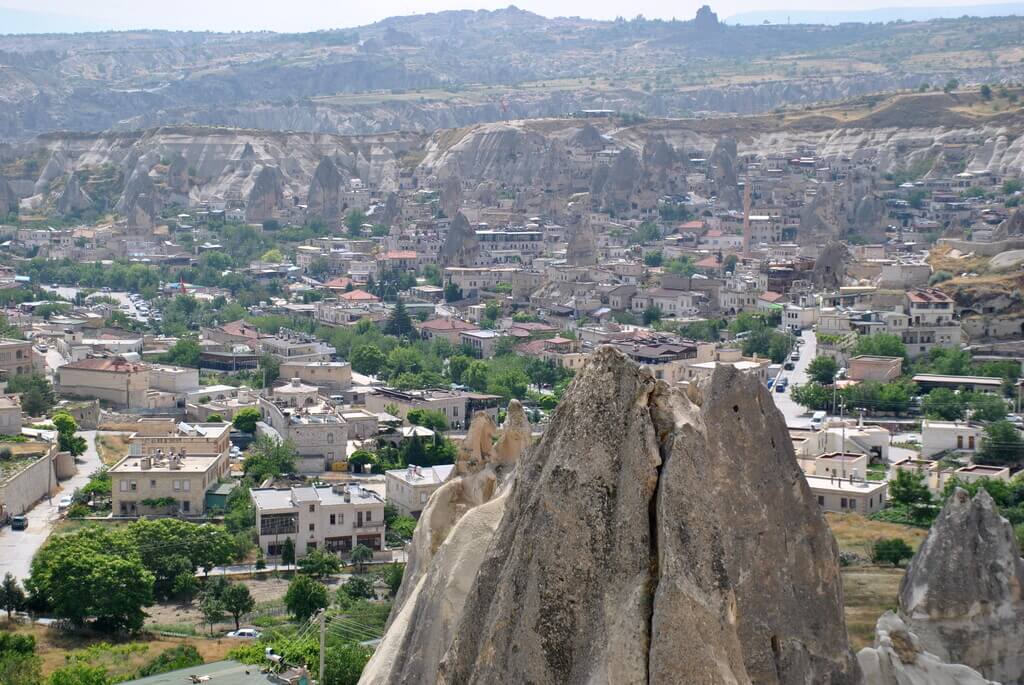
xmin=57 ymin=495 xmax=73 ymax=510
xmin=226 ymin=628 xmax=262 ymax=639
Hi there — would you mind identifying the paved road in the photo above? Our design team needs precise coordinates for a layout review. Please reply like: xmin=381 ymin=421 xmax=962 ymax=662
xmin=771 ymin=330 xmax=817 ymax=428
xmin=40 ymin=287 xmax=150 ymax=323
xmin=0 ymin=431 xmax=101 ymax=580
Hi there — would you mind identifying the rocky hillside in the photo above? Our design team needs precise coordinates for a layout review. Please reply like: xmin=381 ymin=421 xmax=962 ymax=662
xmin=2 ymin=8 xmax=1024 ymax=141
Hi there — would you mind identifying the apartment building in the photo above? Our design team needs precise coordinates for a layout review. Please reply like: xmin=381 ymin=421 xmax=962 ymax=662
xmin=128 ymin=421 xmax=232 ymax=458
xmin=902 ymin=288 xmax=962 ymax=358
xmin=110 ymin=449 xmax=230 ymax=517
xmin=0 ymin=338 xmax=35 ymax=380
xmin=805 ymin=473 xmax=888 ymax=515
xmin=257 ymin=396 xmax=348 ymax=472
xmin=252 ymin=483 xmax=386 ymax=558
xmin=385 ymin=464 xmax=454 ymax=518
xmin=365 ymin=387 xmax=502 ymax=430
xmin=278 ymin=361 xmax=352 ymax=393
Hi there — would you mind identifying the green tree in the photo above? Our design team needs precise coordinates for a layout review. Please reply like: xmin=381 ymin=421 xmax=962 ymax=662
xmin=643 ymin=251 xmax=663 ymax=267
xmin=448 ymin=355 xmax=472 ymax=384
xmin=872 ymin=538 xmax=914 ymax=567
xmin=162 ymin=337 xmax=202 ymax=367
xmin=345 ymin=210 xmax=368 ymax=237
xmin=281 ymin=537 xmax=296 ymax=565
xmin=1 ymin=572 xmax=25 ymax=619
xmin=384 ymin=300 xmax=414 ymax=337
xmin=443 ymin=282 xmax=462 ymax=302
xmin=243 ymin=437 xmax=298 ymax=481
xmin=405 ymin=408 xmax=448 ymax=432
xmin=51 ymin=412 xmax=87 ymax=457
xmin=943 ymin=78 xmax=959 ymax=93
xmin=807 ymin=356 xmax=838 ymax=385
xmin=888 ymin=470 xmax=933 ymax=509
xmin=921 ymin=388 xmax=965 ymax=421
xmin=350 ymin=544 xmax=373 ymax=574
xmin=463 ymin=361 xmax=490 ymax=392
xmin=322 ymin=642 xmax=373 ymax=685
xmin=260 ymin=248 xmax=284 ymax=263
xmin=388 ymin=516 xmax=417 ymax=541
xmin=284 ymin=574 xmax=328 ymax=621
xmin=232 ymin=407 xmax=262 ymax=434
xmin=172 ymin=572 xmax=199 ymax=603
xmin=339 ymin=575 xmax=375 ymax=600
xmin=7 ymin=374 xmax=55 ymax=417
xmin=257 ymin=354 xmax=280 ymax=388
xmin=350 ymin=345 xmax=387 ymax=376
xmin=298 ymin=549 xmax=342 ymax=579
xmin=379 ymin=563 xmax=404 ymax=597
xmin=200 ymin=595 xmax=225 ymax=636
xmin=642 ymin=305 xmax=662 ymax=325
xmin=220 ymin=583 xmax=255 ymax=631
xmin=980 ymin=84 xmax=993 ymax=100
xmin=853 ymin=334 xmax=906 ymax=360
xmin=791 ymin=382 xmax=831 ymax=411
xmin=977 ymin=420 xmax=1024 ymax=466
xmin=969 ymin=393 xmax=1008 ymax=423
xmin=488 ymin=368 xmax=529 ymax=400
xmin=206 ymin=413 xmax=224 ymax=423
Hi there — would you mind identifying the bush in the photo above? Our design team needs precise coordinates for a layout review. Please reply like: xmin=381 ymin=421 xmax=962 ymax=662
xmin=872 ymin=538 xmax=914 ymax=567
xmin=135 ymin=645 xmax=203 ymax=678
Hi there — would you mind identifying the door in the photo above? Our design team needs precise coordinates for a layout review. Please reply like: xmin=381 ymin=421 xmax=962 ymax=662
xmin=357 ymin=511 xmax=364 ymax=528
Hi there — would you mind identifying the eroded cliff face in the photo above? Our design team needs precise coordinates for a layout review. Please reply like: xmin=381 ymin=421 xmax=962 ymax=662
xmin=364 ymin=348 xmax=860 ymax=685
xmin=898 ymin=489 xmax=1024 ymax=684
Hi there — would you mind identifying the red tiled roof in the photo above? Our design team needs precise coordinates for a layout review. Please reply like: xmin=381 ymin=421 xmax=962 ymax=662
xmin=695 ymin=255 xmax=721 ymax=268
xmin=759 ymin=291 xmax=785 ymax=302
xmin=339 ymin=289 xmax=380 ymax=302
xmin=323 ymin=277 xmax=354 ymax=290
xmin=220 ymin=320 xmax=261 ymax=339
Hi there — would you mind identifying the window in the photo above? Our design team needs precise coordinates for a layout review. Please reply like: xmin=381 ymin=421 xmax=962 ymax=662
xmin=309 ymin=523 xmax=315 ymax=532
xmin=365 ymin=511 xmax=372 ymax=522
xmin=840 ymin=498 xmax=848 ymax=509
xmin=130 ymin=481 xmax=137 ymax=491
xmin=173 ymin=480 xmax=181 ymax=491
xmin=817 ymin=496 xmax=824 ymax=506
xmin=849 ymin=499 xmax=857 ymax=511
xmin=150 ymin=480 xmax=156 ymax=488
xmin=120 ymin=480 xmax=128 ymax=492
xmin=330 ymin=514 xmax=336 ymax=525
xmin=183 ymin=480 xmax=190 ymax=491
xmin=182 ymin=501 xmax=190 ymax=513
xmin=309 ymin=504 xmax=315 ymax=512
xmin=420 ymin=493 xmax=428 ymax=503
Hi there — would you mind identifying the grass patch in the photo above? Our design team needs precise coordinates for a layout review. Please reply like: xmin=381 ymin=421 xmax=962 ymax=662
xmin=96 ymin=433 xmax=131 ymax=466
xmin=842 ymin=567 xmax=903 ymax=651
xmin=146 ymin=623 xmax=199 ymax=637
xmin=827 ymin=512 xmax=928 ymax=559
xmin=866 ymin=463 xmax=887 ymax=481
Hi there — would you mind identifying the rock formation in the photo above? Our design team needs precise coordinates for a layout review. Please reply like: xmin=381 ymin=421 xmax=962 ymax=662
xmin=565 ymin=223 xmax=597 ymax=266
xmin=55 ymin=174 xmax=93 ymax=215
xmin=307 ymin=157 xmax=345 ymax=221
xmin=858 ymin=612 xmax=996 ymax=685
xmin=245 ymin=165 xmax=284 ymax=223
xmin=439 ymin=211 xmax=480 ymax=268
xmin=710 ymin=136 xmax=741 ymax=209
xmin=365 ymin=348 xmax=861 ymax=684
xmin=898 ymin=488 xmax=1024 ymax=684
xmin=360 ymin=401 xmax=532 ymax=685
xmin=591 ymin=146 xmax=641 ymax=215
xmin=166 ymin=152 xmax=190 ymax=196
xmin=811 ymin=241 xmax=850 ymax=289
xmin=0 ymin=174 xmax=18 ymax=215
xmin=116 ymin=167 xmax=160 ymax=231
xmin=440 ymin=174 xmax=462 ymax=218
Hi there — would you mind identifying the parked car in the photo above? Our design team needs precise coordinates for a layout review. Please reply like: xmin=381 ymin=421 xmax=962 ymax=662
xmin=58 ymin=495 xmax=73 ymax=510
xmin=36 ymin=343 xmax=48 ymax=353
xmin=775 ymin=379 xmax=788 ymax=393
xmin=226 ymin=628 xmax=262 ymax=639
xmin=790 ymin=351 xmax=800 ymax=362
xmin=10 ymin=515 xmax=28 ymax=531
xmin=783 ymin=361 xmax=795 ymax=371
xmin=767 ymin=378 xmax=775 ymax=389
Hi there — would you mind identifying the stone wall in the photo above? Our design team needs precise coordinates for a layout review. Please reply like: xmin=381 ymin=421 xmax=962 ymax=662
xmin=0 ymin=448 xmax=57 ymax=516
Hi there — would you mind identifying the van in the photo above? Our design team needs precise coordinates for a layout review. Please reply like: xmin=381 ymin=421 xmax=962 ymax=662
xmin=10 ymin=515 xmax=28 ymax=531
xmin=811 ymin=411 xmax=827 ymax=429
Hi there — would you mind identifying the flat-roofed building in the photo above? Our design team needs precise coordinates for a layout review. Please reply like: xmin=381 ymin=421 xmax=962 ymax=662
xmin=385 ymin=464 xmax=454 ymax=518
xmin=0 ymin=338 xmax=35 ymax=380
xmin=921 ymin=419 xmax=983 ymax=458
xmin=278 ymin=361 xmax=352 ymax=393
xmin=954 ymin=464 xmax=1011 ymax=483
xmin=912 ymin=373 xmax=1004 ymax=394
xmin=252 ymin=483 xmax=385 ymax=558
xmin=129 ymin=421 xmax=232 ymax=458
xmin=110 ymin=449 xmax=230 ymax=517
xmin=805 ymin=474 xmax=888 ymax=515
xmin=848 ymin=355 xmax=903 ymax=382
xmin=365 ymin=387 xmax=502 ymax=430
xmin=814 ymin=452 xmax=869 ymax=481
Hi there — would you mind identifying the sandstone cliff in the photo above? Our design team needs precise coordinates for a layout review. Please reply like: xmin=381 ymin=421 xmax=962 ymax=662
xmin=307 ymin=157 xmax=345 ymax=221
xmin=898 ymin=488 xmax=1024 ymax=684
xmin=365 ymin=347 xmax=860 ymax=684
xmin=439 ymin=211 xmax=480 ymax=268
xmin=1 ymin=174 xmax=19 ymax=214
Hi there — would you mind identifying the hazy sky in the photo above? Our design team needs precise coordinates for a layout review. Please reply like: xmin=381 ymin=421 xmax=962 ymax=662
xmin=0 ymin=0 xmax=1012 ymax=32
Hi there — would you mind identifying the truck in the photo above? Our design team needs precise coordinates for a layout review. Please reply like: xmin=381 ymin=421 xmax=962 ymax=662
xmin=811 ymin=411 xmax=827 ymax=429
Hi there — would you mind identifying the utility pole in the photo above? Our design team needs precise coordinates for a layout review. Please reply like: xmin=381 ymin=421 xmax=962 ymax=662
xmin=318 ymin=609 xmax=326 ymax=685
xmin=840 ymin=400 xmax=847 ymax=480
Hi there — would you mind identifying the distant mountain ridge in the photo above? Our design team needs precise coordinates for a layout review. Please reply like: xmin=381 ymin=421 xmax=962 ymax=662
xmin=728 ymin=3 xmax=1024 ymax=25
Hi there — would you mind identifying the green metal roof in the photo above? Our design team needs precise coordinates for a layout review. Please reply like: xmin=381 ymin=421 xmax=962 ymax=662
xmin=119 ymin=660 xmax=270 ymax=685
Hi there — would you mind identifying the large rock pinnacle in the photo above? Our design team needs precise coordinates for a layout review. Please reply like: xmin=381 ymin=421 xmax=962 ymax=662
xmin=362 ymin=347 xmax=859 ymax=684
xmin=898 ymin=488 xmax=1024 ymax=684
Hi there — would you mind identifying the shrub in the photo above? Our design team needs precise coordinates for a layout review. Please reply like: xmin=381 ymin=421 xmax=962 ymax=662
xmin=872 ymin=538 xmax=914 ymax=567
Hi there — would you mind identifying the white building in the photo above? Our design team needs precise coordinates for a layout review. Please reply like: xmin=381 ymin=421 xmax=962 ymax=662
xmin=385 ymin=464 xmax=454 ymax=518
xmin=921 ymin=419 xmax=982 ymax=458
xmin=252 ymin=483 xmax=386 ymax=559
